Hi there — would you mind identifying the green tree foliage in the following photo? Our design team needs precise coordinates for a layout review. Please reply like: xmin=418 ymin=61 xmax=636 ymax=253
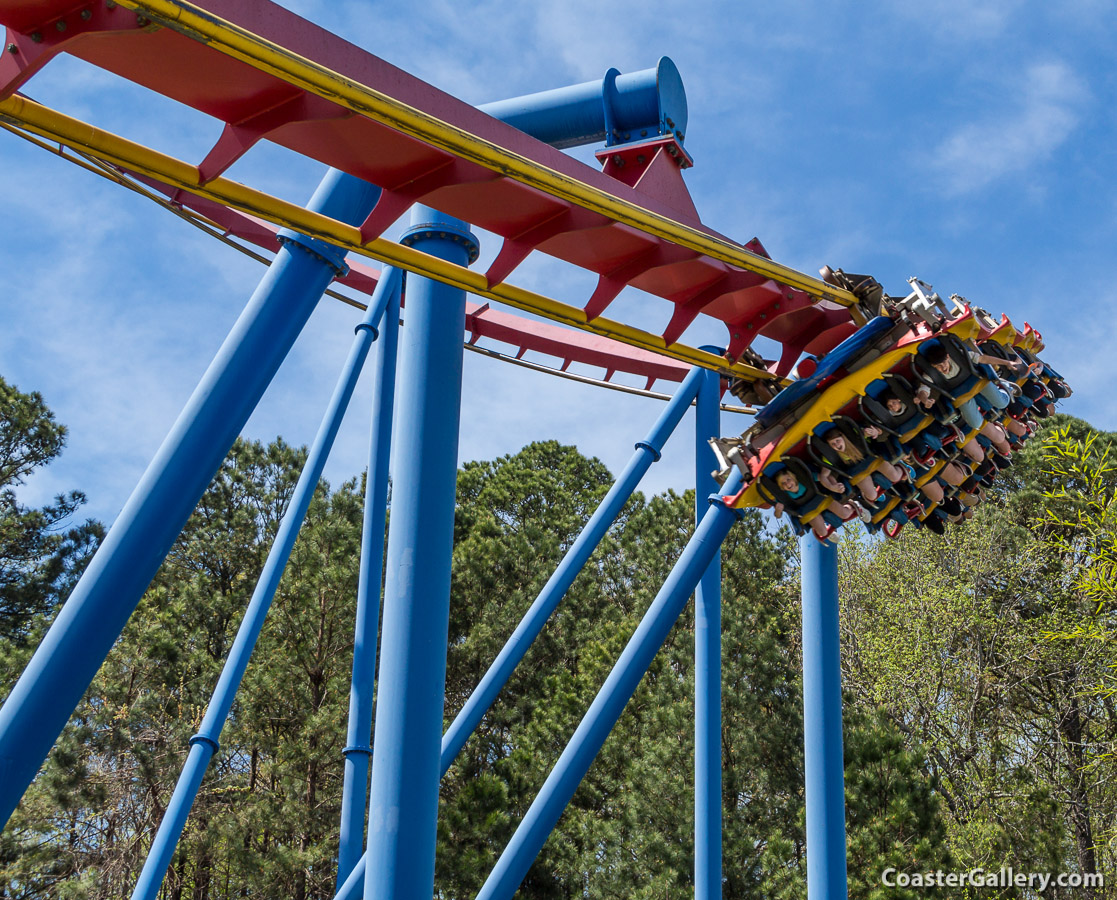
xmin=439 ymin=442 xmax=950 ymax=900
xmin=1028 ymin=420 xmax=1117 ymax=880
xmin=1034 ymin=421 xmax=1117 ymax=625
xmin=0 ymin=437 xmax=362 ymax=899
xmin=840 ymin=415 xmax=1117 ymax=898
xmin=0 ymin=376 xmax=101 ymax=653
xmin=0 ymin=378 xmax=105 ymax=897
xmin=2 ymin=433 xmax=955 ymax=898
xmin=842 ymin=705 xmax=952 ymax=900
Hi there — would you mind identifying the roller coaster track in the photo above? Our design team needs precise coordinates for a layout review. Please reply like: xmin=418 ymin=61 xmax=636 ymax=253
xmin=0 ymin=121 xmax=755 ymax=414
xmin=0 ymin=0 xmax=867 ymax=385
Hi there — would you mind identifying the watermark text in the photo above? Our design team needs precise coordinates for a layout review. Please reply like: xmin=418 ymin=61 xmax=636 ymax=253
xmin=881 ymin=867 xmax=1104 ymax=892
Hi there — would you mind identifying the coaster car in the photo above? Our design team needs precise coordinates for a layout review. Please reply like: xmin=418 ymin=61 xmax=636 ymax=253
xmin=709 ymin=283 xmax=1069 ymax=539
xmin=753 ymin=457 xmax=839 ymax=537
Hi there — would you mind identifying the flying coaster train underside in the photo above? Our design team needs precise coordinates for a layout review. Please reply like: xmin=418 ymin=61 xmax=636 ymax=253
xmin=716 ymin=293 xmax=1069 ymax=537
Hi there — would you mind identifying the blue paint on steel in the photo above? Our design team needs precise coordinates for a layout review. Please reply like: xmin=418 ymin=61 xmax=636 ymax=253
xmin=277 ymin=169 xmax=383 ymax=276
xmin=755 ymin=316 xmax=897 ymax=428
xmin=363 ymin=207 xmax=478 ymax=900
xmin=439 ymin=365 xmax=704 ymax=775
xmin=305 ymin=168 xmax=386 ymax=231
xmin=648 ymin=57 xmax=688 ymax=143
xmin=337 ymin=270 xmax=402 ymax=888
xmin=130 ymin=263 xmax=395 ymax=900
xmin=130 ymin=736 xmax=213 ymax=900
xmin=0 ymin=169 xmax=382 ymax=832
xmin=478 ymin=58 xmax=686 ymax=149
xmin=475 ymin=472 xmax=744 ymax=900
xmin=336 ymin=856 xmax=366 ymax=900
xmin=330 ymin=368 xmax=710 ymax=893
xmin=637 ymin=364 xmax=702 ymax=457
xmin=694 ymin=359 xmax=722 ymax=900
xmin=800 ymin=536 xmax=849 ymax=900
xmin=278 ymin=229 xmax=351 ymax=277
xmin=3 ymin=58 xmax=695 ymax=891
xmin=599 ymin=68 xmax=621 ymax=149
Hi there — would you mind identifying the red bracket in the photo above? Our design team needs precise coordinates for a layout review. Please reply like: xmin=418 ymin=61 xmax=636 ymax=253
xmin=596 ymin=136 xmax=699 ymax=222
xmin=484 ymin=207 xmax=597 ymax=287
xmin=198 ymin=92 xmax=352 ymax=184
xmin=0 ymin=4 xmax=142 ymax=99
xmin=583 ymin=242 xmax=695 ymax=321
xmin=661 ymin=275 xmax=728 ymax=347
xmin=724 ymin=282 xmax=792 ymax=361
xmin=357 ymin=159 xmax=501 ymax=242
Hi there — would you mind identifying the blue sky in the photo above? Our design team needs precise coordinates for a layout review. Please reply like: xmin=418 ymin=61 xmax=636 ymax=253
xmin=1 ymin=0 xmax=1114 ymax=527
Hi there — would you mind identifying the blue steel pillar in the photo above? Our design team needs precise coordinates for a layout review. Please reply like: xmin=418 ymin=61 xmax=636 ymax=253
xmin=337 ymin=274 xmax=402 ymax=887
xmin=800 ymin=536 xmax=848 ymax=900
xmin=694 ymin=360 xmax=722 ymax=900
xmin=0 ymin=167 xmax=380 ymax=831
xmin=333 ymin=63 xmax=688 ymax=897
xmin=475 ymin=473 xmax=744 ymax=900
xmin=362 ymin=207 xmax=478 ymax=900
xmin=129 ymin=263 xmax=401 ymax=900
xmin=439 ymin=365 xmax=704 ymax=775
xmin=333 ymin=367 xmax=707 ymax=900
xmin=478 ymin=57 xmax=687 ymax=149
xmin=0 ymin=60 xmax=683 ymax=835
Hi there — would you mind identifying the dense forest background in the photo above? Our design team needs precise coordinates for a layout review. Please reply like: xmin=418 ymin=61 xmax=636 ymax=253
xmin=1 ymin=373 xmax=1114 ymax=899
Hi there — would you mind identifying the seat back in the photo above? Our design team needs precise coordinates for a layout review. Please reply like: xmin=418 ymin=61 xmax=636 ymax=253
xmin=912 ymin=334 xmax=980 ymax=399
xmin=808 ymin=417 xmax=874 ymax=479
xmin=757 ymin=457 xmax=831 ymax=525
xmin=860 ymin=374 xmax=930 ymax=441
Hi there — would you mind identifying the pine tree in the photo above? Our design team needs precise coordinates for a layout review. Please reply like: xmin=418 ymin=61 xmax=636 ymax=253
xmin=0 ymin=375 xmax=102 ymax=654
xmin=3 ymin=433 xmax=962 ymax=898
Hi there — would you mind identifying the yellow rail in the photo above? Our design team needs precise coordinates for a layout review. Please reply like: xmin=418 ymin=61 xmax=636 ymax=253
xmin=113 ymin=0 xmax=858 ymax=309
xmin=0 ymin=93 xmax=777 ymax=381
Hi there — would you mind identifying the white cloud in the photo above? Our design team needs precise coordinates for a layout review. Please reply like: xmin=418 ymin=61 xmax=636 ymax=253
xmin=891 ymin=0 xmax=1026 ymax=40
xmin=928 ymin=61 xmax=1088 ymax=194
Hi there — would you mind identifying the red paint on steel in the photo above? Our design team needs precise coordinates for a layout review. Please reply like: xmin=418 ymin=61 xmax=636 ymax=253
xmin=0 ymin=0 xmax=854 ymax=370
xmin=122 ymin=167 xmax=693 ymax=386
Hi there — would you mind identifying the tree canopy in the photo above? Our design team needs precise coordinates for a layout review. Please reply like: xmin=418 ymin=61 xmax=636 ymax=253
xmin=1 ymin=384 xmax=1113 ymax=899
xmin=0 ymin=377 xmax=102 ymax=651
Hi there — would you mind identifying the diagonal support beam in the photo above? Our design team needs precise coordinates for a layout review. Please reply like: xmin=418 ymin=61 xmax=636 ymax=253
xmin=439 ymin=365 xmax=705 ymax=774
xmin=474 ymin=471 xmax=744 ymax=900
xmin=129 ymin=267 xmax=401 ymax=900
xmin=0 ymin=164 xmax=382 ymax=833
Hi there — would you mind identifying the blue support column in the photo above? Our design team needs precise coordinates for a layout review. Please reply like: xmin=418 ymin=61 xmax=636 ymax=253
xmin=331 ymin=63 xmax=678 ymax=888
xmin=0 ymin=169 xmax=381 ymax=831
xmin=362 ymin=207 xmax=478 ymax=900
xmin=129 ymin=263 xmax=399 ymax=900
xmin=332 ymin=375 xmax=711 ymax=900
xmin=337 ymin=272 xmax=402 ymax=887
xmin=0 ymin=60 xmax=687 ymax=836
xmin=336 ymin=859 xmax=366 ymax=900
xmin=475 ymin=472 xmax=744 ymax=900
xmin=439 ymin=365 xmax=704 ymax=774
xmin=800 ymin=536 xmax=848 ymax=900
xmin=336 ymin=65 xmax=690 ymax=897
xmin=694 ymin=362 xmax=722 ymax=900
